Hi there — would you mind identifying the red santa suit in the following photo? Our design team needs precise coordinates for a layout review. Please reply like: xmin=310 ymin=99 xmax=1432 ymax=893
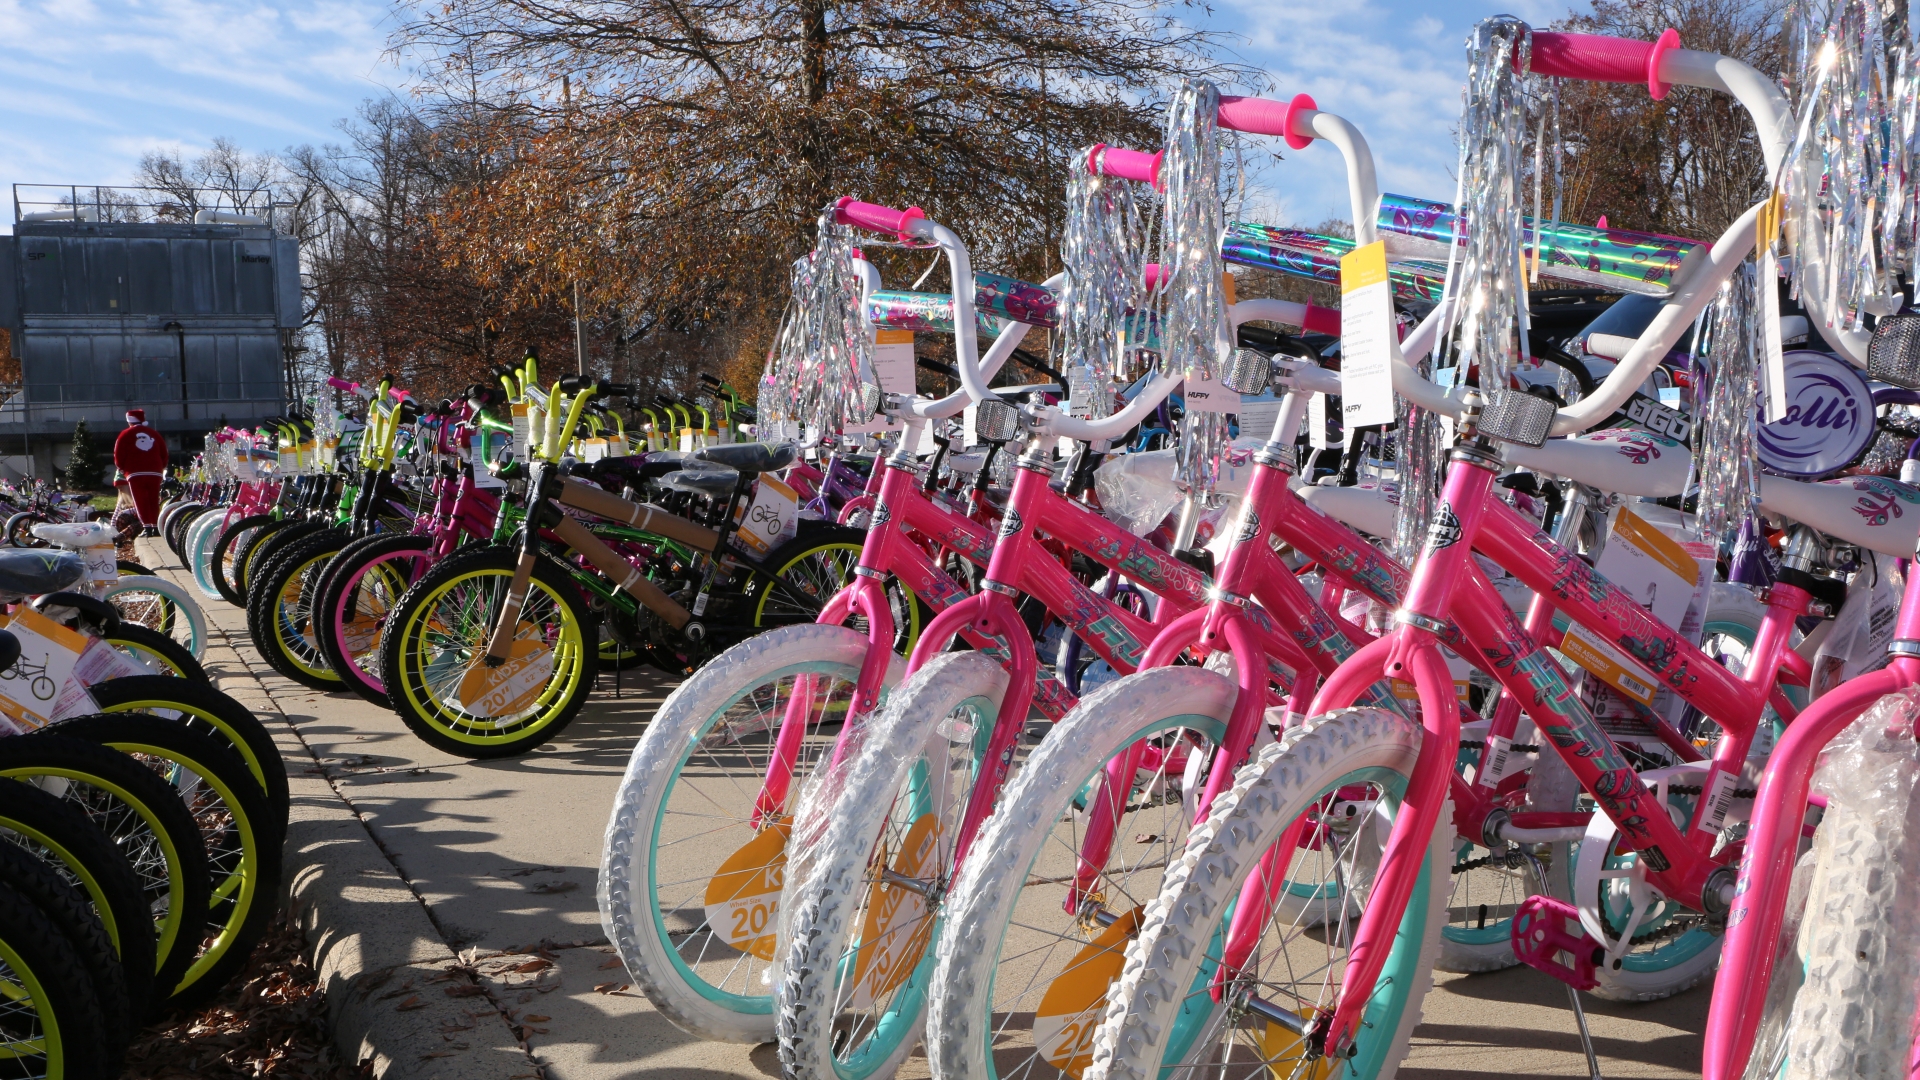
xmin=113 ymin=410 xmax=168 ymax=527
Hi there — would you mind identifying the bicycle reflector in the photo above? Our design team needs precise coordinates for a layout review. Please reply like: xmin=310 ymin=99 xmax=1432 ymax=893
xmin=1477 ymin=389 xmax=1556 ymax=447
xmin=974 ymin=398 xmax=1021 ymax=443
xmin=1220 ymin=348 xmax=1272 ymax=396
xmin=1868 ymin=314 xmax=1920 ymax=390
xmin=858 ymin=382 xmax=885 ymax=416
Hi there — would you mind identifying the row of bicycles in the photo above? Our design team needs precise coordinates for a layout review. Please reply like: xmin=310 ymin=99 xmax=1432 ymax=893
xmin=167 ymin=12 xmax=1920 ymax=1080
xmin=0 ymin=485 xmax=290 ymax=1074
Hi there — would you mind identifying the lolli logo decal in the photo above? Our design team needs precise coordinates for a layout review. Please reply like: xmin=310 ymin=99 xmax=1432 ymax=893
xmin=1755 ymin=351 xmax=1873 ymax=478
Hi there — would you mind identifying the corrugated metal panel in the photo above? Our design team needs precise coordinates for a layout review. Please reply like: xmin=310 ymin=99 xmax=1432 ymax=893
xmin=234 ymin=238 xmax=275 ymax=315
xmin=210 ymin=239 xmax=236 ymax=314
xmin=0 ymin=237 xmax=16 ymax=334
xmin=86 ymin=238 xmax=128 ymax=315
xmin=59 ymin=239 xmax=87 ymax=315
xmin=274 ymin=237 xmax=300 ymax=328
xmin=19 ymin=237 xmax=64 ymax=313
xmin=239 ymin=333 xmax=280 ymax=399
xmin=127 ymin=239 xmax=169 ymax=314
xmin=171 ymin=238 xmax=213 ymax=313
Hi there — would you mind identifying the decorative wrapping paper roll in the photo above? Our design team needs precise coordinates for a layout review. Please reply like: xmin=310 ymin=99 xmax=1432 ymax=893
xmin=1223 ymin=221 xmax=1448 ymax=302
xmin=865 ymin=273 xmax=1059 ymax=335
xmin=1376 ymin=193 xmax=1698 ymax=296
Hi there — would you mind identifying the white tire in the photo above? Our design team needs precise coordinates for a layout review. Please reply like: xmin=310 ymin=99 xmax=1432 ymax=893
xmin=103 ymin=574 xmax=208 ymax=659
xmin=186 ymin=512 xmax=226 ymax=599
xmin=777 ymin=650 xmax=1009 ymax=1080
xmin=1085 ymin=707 xmax=1450 ymax=1080
xmin=597 ymin=623 xmax=904 ymax=1044
xmin=929 ymin=666 xmax=1237 ymax=1080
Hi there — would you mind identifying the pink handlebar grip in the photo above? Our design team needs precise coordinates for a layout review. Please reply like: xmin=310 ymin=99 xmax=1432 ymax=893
xmin=1217 ymin=94 xmax=1317 ymax=150
xmin=834 ymin=196 xmax=927 ymax=241
xmin=1087 ymin=144 xmax=1163 ymax=186
xmin=1143 ymin=263 xmax=1166 ymax=292
xmin=1526 ymin=29 xmax=1680 ymax=100
xmin=327 ymin=377 xmax=356 ymax=391
xmin=1302 ymin=304 xmax=1341 ymax=337
xmin=389 ymin=388 xmax=412 ymax=402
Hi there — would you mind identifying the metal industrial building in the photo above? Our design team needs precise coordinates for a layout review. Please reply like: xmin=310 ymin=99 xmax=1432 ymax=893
xmin=0 ymin=184 xmax=298 ymax=478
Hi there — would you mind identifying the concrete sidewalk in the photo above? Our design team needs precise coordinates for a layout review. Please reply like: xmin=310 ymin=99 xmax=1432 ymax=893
xmin=147 ymin=536 xmax=1715 ymax=1079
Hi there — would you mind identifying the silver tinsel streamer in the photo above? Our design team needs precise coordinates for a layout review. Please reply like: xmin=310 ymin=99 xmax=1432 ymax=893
xmin=759 ymin=205 xmax=875 ymax=435
xmin=1782 ymin=0 xmax=1918 ymax=326
xmin=1059 ymin=156 xmax=1153 ymax=419
xmin=1392 ymin=381 xmax=1444 ymax=561
xmin=1694 ymin=263 xmax=1764 ymax=546
xmin=1451 ymin=16 xmax=1534 ymax=399
xmin=1158 ymin=79 xmax=1235 ymax=494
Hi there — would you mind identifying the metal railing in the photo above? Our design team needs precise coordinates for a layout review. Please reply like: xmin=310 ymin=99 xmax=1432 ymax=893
xmin=13 ymin=184 xmax=283 ymax=230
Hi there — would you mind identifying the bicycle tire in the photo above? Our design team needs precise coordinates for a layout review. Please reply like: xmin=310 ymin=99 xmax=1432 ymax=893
xmin=211 ymin=515 xmax=276 ymax=607
xmin=600 ymin=623 xmax=906 ymax=1044
xmin=50 ymin=712 xmax=281 ymax=1010
xmin=246 ymin=530 xmax=349 ymax=690
xmin=6 ymin=512 xmax=50 ymax=549
xmin=776 ymin=650 xmax=1009 ymax=1080
xmin=186 ymin=511 xmax=228 ymax=600
xmin=0 ymin=827 xmax=131 ymax=1070
xmin=237 ymin=519 xmax=320 ymax=610
xmin=380 ymin=543 xmax=598 ymax=758
xmin=0 ymin=757 xmax=178 ymax=1014
xmin=101 ymin=623 xmax=209 ymax=683
xmin=103 ymin=574 xmax=207 ymax=660
xmin=0 ymin=875 xmax=112 ymax=1079
xmin=752 ymin=526 xmax=929 ymax=653
xmin=85 ymin=676 xmax=290 ymax=835
xmin=313 ymin=533 xmax=433 ymax=706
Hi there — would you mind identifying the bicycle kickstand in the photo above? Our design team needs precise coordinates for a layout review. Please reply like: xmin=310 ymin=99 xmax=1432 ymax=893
xmin=1519 ymin=849 xmax=1605 ymax=1080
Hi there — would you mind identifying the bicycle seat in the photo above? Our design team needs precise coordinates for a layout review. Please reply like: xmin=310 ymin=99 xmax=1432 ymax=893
xmin=1759 ymin=474 xmax=1920 ymax=558
xmin=31 ymin=521 xmax=115 ymax=549
xmin=1297 ymin=481 xmax=1398 ymax=539
xmin=696 ymin=442 xmax=796 ymax=474
xmin=1506 ymin=430 xmax=1688 ymax=498
xmin=0 ymin=551 xmax=86 ymax=597
xmin=658 ymin=469 xmax=740 ymax=497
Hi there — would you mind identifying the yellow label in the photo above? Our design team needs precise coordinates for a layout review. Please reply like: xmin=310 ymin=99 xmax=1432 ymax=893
xmin=1757 ymin=190 xmax=1787 ymax=255
xmin=846 ymin=813 xmax=940 ymax=1009
xmin=455 ymin=628 xmax=553 ymax=718
xmin=1339 ymin=240 xmax=1389 ymax=293
xmin=1032 ymin=906 xmax=1144 ymax=1077
xmin=13 ymin=606 xmax=88 ymax=656
xmin=1611 ymin=508 xmax=1696 ymax=583
xmin=1557 ymin=632 xmax=1658 ymax=705
xmin=874 ymin=329 xmax=915 ymax=345
xmin=703 ymin=818 xmax=791 ymax=960
xmin=1256 ymin=1008 xmax=1337 ymax=1080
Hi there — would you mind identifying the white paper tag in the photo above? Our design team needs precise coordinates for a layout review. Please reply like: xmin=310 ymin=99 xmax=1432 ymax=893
xmin=1308 ymin=391 xmax=1332 ymax=450
xmin=1761 ymin=248 xmax=1787 ymax=423
xmin=1481 ymin=735 xmax=1518 ymax=786
xmin=963 ymin=404 xmax=979 ymax=448
xmin=1183 ymin=372 xmax=1237 ymax=414
xmin=872 ymin=330 xmax=916 ymax=394
xmin=1701 ymin=767 xmax=1743 ymax=831
xmin=1237 ymin=394 xmax=1281 ymax=441
xmin=1339 ymin=241 xmax=1396 ymax=428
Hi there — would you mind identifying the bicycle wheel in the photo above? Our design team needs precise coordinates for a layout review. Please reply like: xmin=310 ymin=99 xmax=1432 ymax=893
xmin=246 ymin=530 xmax=348 ymax=690
xmin=777 ymin=650 xmax=1008 ymax=1080
xmin=238 ymin=519 xmax=320 ymax=610
xmin=752 ymin=528 xmax=928 ymax=655
xmin=100 ymin=623 xmax=208 ymax=683
xmin=211 ymin=515 xmax=276 ymax=607
xmin=0 ymin=831 xmax=131 ymax=1071
xmin=0 ymin=731 xmax=219 ymax=1023
xmin=0 ymin=875 xmax=111 ymax=1079
xmin=313 ymin=533 xmax=432 ymax=706
xmin=5 ymin=513 xmax=49 ymax=549
xmin=1085 ymin=707 xmax=1449 ymax=1080
xmin=601 ymin=623 xmax=906 ymax=1044
xmin=929 ymin=667 xmax=1234 ymax=1080
xmin=186 ymin=512 xmax=227 ymax=600
xmin=380 ymin=544 xmax=597 ymax=758
xmin=164 ymin=503 xmax=206 ymax=564
xmin=103 ymin=574 xmax=207 ymax=659
xmin=50 ymin=712 xmax=281 ymax=1010
xmin=86 ymin=676 xmax=290 ymax=832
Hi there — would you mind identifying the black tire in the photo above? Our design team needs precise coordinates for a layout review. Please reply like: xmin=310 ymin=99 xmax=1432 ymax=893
xmin=102 ymin=623 xmax=209 ymax=683
xmin=379 ymin=543 xmax=599 ymax=759
xmin=246 ymin=530 xmax=349 ymax=690
xmin=85 ymin=676 xmax=290 ymax=838
xmin=114 ymin=559 xmax=151 ymax=577
xmin=6 ymin=511 xmax=49 ymax=548
xmin=212 ymin=514 xmax=277 ymax=607
xmin=165 ymin=504 xmax=209 ymax=566
xmin=314 ymin=533 xmax=433 ymax=706
xmin=0 ymin=832 xmax=132 ymax=1069
xmin=0 ymin=875 xmax=112 ymax=1079
xmin=49 ymin=713 xmax=282 ymax=1011
xmin=0 ymin=776 xmax=156 ymax=1027
xmin=243 ymin=520 xmax=332 ymax=612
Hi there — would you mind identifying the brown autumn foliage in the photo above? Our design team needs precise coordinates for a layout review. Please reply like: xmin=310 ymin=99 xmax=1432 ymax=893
xmin=394 ymin=0 xmax=1241 ymax=396
xmin=1549 ymin=0 xmax=1785 ymax=242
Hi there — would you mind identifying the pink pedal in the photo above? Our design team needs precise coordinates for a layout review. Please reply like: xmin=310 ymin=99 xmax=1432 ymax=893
xmin=1509 ymin=894 xmax=1600 ymax=992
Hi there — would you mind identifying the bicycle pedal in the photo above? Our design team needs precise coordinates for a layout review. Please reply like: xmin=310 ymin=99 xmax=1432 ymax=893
xmin=1509 ymin=893 xmax=1600 ymax=991
xmin=1477 ymin=389 xmax=1556 ymax=448
xmin=1869 ymin=313 xmax=1920 ymax=389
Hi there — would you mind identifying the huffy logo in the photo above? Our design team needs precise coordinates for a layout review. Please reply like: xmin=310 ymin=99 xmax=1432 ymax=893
xmin=1425 ymin=503 xmax=1463 ymax=550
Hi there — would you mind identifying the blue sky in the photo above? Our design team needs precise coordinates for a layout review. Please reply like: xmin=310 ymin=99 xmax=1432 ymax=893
xmin=0 ymin=0 xmax=1568 ymax=230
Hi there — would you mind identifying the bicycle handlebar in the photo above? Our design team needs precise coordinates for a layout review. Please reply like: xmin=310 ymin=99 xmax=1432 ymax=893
xmin=1087 ymin=144 xmax=1164 ymax=185
xmin=1526 ymin=29 xmax=1683 ymax=99
xmin=1218 ymin=93 xmax=1320 ymax=150
xmin=834 ymin=197 xmax=930 ymax=241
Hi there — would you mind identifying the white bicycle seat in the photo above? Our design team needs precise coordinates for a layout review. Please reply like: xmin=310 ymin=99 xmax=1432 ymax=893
xmin=1297 ymin=481 xmax=1398 ymax=539
xmin=1759 ymin=474 xmax=1920 ymax=558
xmin=1506 ymin=429 xmax=1689 ymax=498
xmin=30 ymin=521 xmax=116 ymax=549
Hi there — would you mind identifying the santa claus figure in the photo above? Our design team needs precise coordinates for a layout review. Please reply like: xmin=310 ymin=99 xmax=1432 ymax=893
xmin=113 ymin=409 xmax=168 ymax=532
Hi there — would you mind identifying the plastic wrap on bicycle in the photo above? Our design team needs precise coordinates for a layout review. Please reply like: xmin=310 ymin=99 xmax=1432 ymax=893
xmin=1375 ymin=192 xmax=1698 ymax=296
xmin=1223 ymin=221 xmax=1448 ymax=303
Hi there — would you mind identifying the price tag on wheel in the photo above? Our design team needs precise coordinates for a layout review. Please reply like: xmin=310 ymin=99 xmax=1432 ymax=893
xmin=0 ymin=608 xmax=91 ymax=731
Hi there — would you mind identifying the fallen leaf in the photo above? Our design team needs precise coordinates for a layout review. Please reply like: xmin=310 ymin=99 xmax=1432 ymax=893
xmin=598 ymin=957 xmax=624 ymax=970
xmin=511 ymin=959 xmax=551 ymax=973
xmin=444 ymin=984 xmax=487 ymax=998
xmin=523 ymin=1015 xmax=550 ymax=1023
xmin=395 ymin=995 xmax=425 ymax=1012
xmin=593 ymin=982 xmax=625 ymax=993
